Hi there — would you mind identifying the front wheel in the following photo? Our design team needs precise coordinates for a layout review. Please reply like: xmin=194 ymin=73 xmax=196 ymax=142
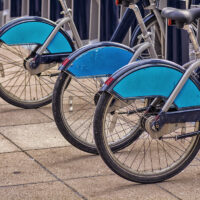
xmin=94 ymin=92 xmax=200 ymax=183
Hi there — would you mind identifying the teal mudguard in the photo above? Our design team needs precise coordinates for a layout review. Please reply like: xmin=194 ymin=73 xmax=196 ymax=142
xmin=102 ymin=59 xmax=200 ymax=109
xmin=60 ymin=42 xmax=135 ymax=78
xmin=0 ymin=16 xmax=74 ymax=54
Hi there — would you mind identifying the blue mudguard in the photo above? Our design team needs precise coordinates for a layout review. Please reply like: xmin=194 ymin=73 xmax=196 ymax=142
xmin=59 ymin=42 xmax=135 ymax=77
xmin=102 ymin=59 xmax=200 ymax=109
xmin=0 ymin=16 xmax=75 ymax=54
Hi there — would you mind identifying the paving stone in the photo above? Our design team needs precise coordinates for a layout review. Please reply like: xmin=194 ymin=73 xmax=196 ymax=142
xmin=66 ymin=175 xmax=177 ymax=200
xmin=1 ymin=95 xmax=200 ymax=199
xmin=189 ymin=152 xmax=200 ymax=166
xmin=0 ymin=103 xmax=20 ymax=112
xmin=28 ymin=146 xmax=112 ymax=180
xmin=0 ymin=122 xmax=70 ymax=150
xmin=0 ymin=134 xmax=20 ymax=153
xmin=0 ymin=152 xmax=55 ymax=186
xmin=0 ymin=97 xmax=8 ymax=105
xmin=0 ymin=181 xmax=82 ymax=200
xmin=0 ymin=104 xmax=52 ymax=127
xmin=157 ymin=164 xmax=200 ymax=200
xmin=38 ymin=104 xmax=54 ymax=120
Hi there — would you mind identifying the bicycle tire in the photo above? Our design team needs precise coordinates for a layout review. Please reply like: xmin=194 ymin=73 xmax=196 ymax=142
xmin=52 ymin=72 xmax=143 ymax=154
xmin=0 ymin=42 xmax=60 ymax=109
xmin=94 ymin=92 xmax=200 ymax=183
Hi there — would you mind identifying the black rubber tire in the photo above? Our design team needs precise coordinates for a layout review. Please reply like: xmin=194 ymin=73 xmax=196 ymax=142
xmin=53 ymin=72 xmax=99 ymax=154
xmin=52 ymin=72 xmax=143 ymax=154
xmin=94 ymin=92 xmax=200 ymax=183
xmin=0 ymin=88 xmax=52 ymax=109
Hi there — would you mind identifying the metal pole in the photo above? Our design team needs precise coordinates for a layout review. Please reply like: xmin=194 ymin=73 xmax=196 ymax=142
xmin=21 ymin=0 xmax=29 ymax=16
xmin=89 ymin=0 xmax=100 ymax=42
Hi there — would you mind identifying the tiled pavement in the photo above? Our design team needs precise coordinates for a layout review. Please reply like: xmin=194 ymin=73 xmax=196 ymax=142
xmin=0 ymin=98 xmax=200 ymax=200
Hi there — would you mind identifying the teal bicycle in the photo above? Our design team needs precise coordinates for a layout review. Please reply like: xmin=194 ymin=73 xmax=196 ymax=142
xmin=94 ymin=5 xmax=200 ymax=183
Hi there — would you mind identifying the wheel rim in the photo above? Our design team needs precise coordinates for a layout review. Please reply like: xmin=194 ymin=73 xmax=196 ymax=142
xmin=59 ymin=75 xmax=145 ymax=149
xmin=101 ymin=96 xmax=199 ymax=178
xmin=60 ymin=75 xmax=101 ymax=148
xmin=0 ymin=43 xmax=59 ymax=105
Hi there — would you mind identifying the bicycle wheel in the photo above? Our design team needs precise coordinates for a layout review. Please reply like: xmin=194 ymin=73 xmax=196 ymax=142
xmin=131 ymin=15 xmax=197 ymax=60
xmin=52 ymin=72 xmax=143 ymax=154
xmin=0 ymin=42 xmax=60 ymax=109
xmin=94 ymin=92 xmax=200 ymax=183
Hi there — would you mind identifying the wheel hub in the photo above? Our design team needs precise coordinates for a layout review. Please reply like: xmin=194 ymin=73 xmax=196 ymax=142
xmin=144 ymin=116 xmax=185 ymax=139
xmin=23 ymin=58 xmax=30 ymax=70
xmin=24 ymin=57 xmax=57 ymax=75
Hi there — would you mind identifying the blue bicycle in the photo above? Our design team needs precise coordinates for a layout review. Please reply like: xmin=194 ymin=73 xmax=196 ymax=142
xmin=94 ymin=6 xmax=200 ymax=183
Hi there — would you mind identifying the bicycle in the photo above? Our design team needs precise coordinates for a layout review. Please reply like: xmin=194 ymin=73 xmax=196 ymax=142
xmin=51 ymin=0 xmax=168 ymax=155
xmin=94 ymin=5 xmax=200 ymax=183
xmin=0 ymin=0 xmax=175 ymax=109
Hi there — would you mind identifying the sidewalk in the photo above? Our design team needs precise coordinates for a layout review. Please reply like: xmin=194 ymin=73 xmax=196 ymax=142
xmin=0 ymin=98 xmax=200 ymax=200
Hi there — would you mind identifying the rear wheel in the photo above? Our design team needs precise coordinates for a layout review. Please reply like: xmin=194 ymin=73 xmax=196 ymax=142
xmin=94 ymin=92 xmax=200 ymax=183
xmin=0 ymin=43 xmax=60 ymax=108
xmin=52 ymin=72 xmax=143 ymax=154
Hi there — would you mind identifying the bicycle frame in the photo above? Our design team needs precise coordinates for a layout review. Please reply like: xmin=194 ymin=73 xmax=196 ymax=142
xmin=112 ymin=22 xmax=200 ymax=135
